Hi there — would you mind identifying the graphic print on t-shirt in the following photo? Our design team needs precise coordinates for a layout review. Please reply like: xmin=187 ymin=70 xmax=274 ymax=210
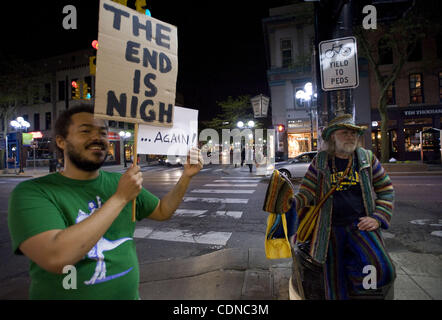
xmin=75 ymin=196 xmax=133 ymax=285
xmin=331 ymin=168 xmax=360 ymax=191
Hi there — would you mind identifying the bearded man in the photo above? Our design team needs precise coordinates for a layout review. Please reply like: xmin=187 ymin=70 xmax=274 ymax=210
xmin=8 ymin=104 xmax=203 ymax=299
xmin=291 ymin=114 xmax=396 ymax=299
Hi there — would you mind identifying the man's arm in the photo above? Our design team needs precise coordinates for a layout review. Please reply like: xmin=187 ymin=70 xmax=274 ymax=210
xmin=370 ymin=154 xmax=395 ymax=229
xmin=149 ymin=148 xmax=203 ymax=221
xmin=19 ymin=165 xmax=143 ymax=274
xmin=293 ymin=157 xmax=319 ymax=212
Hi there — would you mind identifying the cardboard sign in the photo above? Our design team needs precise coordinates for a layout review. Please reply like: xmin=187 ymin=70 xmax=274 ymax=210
xmin=95 ymin=0 xmax=178 ymax=127
xmin=137 ymin=106 xmax=198 ymax=156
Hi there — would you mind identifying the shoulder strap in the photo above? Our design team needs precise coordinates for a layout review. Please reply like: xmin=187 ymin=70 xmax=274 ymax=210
xmin=311 ymin=157 xmax=352 ymax=215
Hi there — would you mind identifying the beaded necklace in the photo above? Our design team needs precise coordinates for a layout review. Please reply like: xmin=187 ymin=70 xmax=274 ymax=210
xmin=331 ymin=153 xmax=353 ymax=184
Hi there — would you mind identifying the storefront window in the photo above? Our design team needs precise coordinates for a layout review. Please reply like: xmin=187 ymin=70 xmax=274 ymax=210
xmin=106 ymin=142 xmax=116 ymax=162
xmin=422 ymin=128 xmax=439 ymax=150
xmin=371 ymin=131 xmax=379 ymax=153
xmin=124 ymin=145 xmax=134 ymax=162
xmin=371 ymin=130 xmax=397 ymax=154
xmin=390 ymin=130 xmax=398 ymax=153
xmin=288 ymin=133 xmax=310 ymax=158
xmin=409 ymin=73 xmax=424 ymax=104
xmin=404 ymin=128 xmax=421 ymax=152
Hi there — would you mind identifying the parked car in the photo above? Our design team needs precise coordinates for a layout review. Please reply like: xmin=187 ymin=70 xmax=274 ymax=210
xmin=275 ymin=151 xmax=317 ymax=179
xmin=165 ymin=155 xmax=185 ymax=167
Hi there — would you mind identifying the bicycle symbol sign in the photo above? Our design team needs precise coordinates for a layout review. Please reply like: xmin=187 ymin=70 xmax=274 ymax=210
xmin=319 ymin=36 xmax=359 ymax=91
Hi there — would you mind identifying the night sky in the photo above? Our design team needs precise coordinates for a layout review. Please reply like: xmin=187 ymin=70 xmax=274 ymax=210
xmin=1 ymin=0 xmax=293 ymax=122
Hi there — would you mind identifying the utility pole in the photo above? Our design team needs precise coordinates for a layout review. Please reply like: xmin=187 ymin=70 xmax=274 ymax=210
xmin=329 ymin=0 xmax=354 ymax=120
xmin=315 ymin=0 xmax=355 ymax=124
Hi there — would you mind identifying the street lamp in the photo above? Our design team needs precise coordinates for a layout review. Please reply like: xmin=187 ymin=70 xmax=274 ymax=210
xmin=296 ymin=82 xmax=318 ymax=151
xmin=10 ymin=117 xmax=30 ymax=174
xmin=119 ymin=131 xmax=131 ymax=167
xmin=236 ymin=120 xmax=256 ymax=168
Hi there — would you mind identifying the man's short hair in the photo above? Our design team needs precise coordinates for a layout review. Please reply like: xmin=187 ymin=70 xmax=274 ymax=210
xmin=54 ymin=104 xmax=95 ymax=157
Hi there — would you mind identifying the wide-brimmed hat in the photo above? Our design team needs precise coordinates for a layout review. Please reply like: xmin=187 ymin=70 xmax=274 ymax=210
xmin=321 ymin=114 xmax=366 ymax=141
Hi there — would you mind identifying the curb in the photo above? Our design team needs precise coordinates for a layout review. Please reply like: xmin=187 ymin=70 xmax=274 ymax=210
xmin=138 ymin=248 xmax=292 ymax=300
xmin=387 ymin=171 xmax=442 ymax=176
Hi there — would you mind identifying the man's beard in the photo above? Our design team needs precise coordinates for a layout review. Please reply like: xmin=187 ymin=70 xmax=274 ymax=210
xmin=65 ymin=140 xmax=108 ymax=172
xmin=334 ymin=138 xmax=357 ymax=155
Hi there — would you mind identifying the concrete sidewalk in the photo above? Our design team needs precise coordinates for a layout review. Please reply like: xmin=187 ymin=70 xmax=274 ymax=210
xmin=138 ymin=247 xmax=442 ymax=300
xmin=0 ymin=162 xmax=158 ymax=178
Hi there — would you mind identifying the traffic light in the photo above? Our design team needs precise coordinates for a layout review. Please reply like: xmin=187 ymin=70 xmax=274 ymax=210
xmin=135 ymin=0 xmax=147 ymax=14
xmin=71 ymin=81 xmax=80 ymax=100
xmin=112 ymin=0 xmax=149 ymax=15
xmin=277 ymin=124 xmax=285 ymax=132
xmin=84 ymin=77 xmax=92 ymax=100
xmin=112 ymin=0 xmax=128 ymax=6
xmin=82 ymin=82 xmax=90 ymax=100
xmin=89 ymin=56 xmax=96 ymax=75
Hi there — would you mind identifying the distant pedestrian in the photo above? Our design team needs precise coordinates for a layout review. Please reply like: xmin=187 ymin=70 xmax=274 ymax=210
xmin=8 ymin=104 xmax=203 ymax=299
xmin=246 ymin=147 xmax=254 ymax=173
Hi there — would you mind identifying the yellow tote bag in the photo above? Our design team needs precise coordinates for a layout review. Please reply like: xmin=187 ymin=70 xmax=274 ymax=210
xmin=265 ymin=213 xmax=292 ymax=259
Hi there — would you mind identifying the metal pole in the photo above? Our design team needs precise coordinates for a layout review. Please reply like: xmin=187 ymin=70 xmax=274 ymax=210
xmin=123 ymin=138 xmax=127 ymax=167
xmin=33 ymin=143 xmax=36 ymax=174
xmin=65 ymin=75 xmax=69 ymax=110
xmin=420 ymin=131 xmax=423 ymax=162
xmin=19 ymin=130 xmax=24 ymax=174
xmin=5 ymin=135 xmax=9 ymax=173
xmin=309 ymin=100 xmax=314 ymax=151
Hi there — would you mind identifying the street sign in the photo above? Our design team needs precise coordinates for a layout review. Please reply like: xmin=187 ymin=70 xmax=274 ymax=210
xmin=319 ymin=36 xmax=359 ymax=91
xmin=251 ymin=94 xmax=270 ymax=118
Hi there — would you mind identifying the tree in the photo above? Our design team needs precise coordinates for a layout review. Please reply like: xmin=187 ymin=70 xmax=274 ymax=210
xmin=201 ymin=95 xmax=269 ymax=132
xmin=354 ymin=1 xmax=440 ymax=163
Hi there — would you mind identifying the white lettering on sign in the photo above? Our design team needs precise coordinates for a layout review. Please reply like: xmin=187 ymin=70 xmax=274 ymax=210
xmin=404 ymin=109 xmax=442 ymax=116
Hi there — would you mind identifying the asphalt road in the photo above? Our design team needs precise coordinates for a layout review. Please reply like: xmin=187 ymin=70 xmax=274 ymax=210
xmin=0 ymin=165 xmax=441 ymax=298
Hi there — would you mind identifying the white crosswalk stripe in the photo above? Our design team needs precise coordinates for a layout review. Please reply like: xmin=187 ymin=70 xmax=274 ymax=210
xmin=191 ymin=189 xmax=255 ymax=194
xmin=134 ymin=170 xmax=260 ymax=247
xmin=213 ymin=180 xmax=260 ymax=183
xmin=215 ymin=211 xmax=243 ymax=219
xmin=134 ymin=227 xmax=231 ymax=245
xmin=204 ymin=183 xmax=258 ymax=187
xmin=220 ymin=176 xmax=261 ymax=179
xmin=172 ymin=209 xmax=243 ymax=219
xmin=183 ymin=197 xmax=249 ymax=204
xmin=174 ymin=209 xmax=208 ymax=217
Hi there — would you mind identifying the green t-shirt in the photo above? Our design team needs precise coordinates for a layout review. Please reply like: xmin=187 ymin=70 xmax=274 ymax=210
xmin=8 ymin=170 xmax=159 ymax=300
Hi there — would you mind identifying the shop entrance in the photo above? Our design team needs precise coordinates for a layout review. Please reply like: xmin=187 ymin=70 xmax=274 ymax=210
xmin=288 ymin=133 xmax=312 ymax=158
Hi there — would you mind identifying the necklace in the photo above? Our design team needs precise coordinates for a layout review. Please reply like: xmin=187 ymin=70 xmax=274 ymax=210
xmin=331 ymin=153 xmax=353 ymax=181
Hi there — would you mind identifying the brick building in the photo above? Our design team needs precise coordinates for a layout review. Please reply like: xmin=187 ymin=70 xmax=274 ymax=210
xmin=369 ymin=31 xmax=442 ymax=162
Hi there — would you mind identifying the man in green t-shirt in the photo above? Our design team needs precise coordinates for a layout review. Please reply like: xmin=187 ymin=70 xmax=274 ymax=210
xmin=8 ymin=105 xmax=203 ymax=299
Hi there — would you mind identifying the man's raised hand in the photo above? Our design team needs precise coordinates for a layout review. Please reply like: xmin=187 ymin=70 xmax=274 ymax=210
xmin=115 ymin=164 xmax=143 ymax=203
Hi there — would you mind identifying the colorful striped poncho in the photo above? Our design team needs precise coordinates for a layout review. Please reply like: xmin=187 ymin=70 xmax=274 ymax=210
xmin=293 ymin=147 xmax=394 ymax=264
